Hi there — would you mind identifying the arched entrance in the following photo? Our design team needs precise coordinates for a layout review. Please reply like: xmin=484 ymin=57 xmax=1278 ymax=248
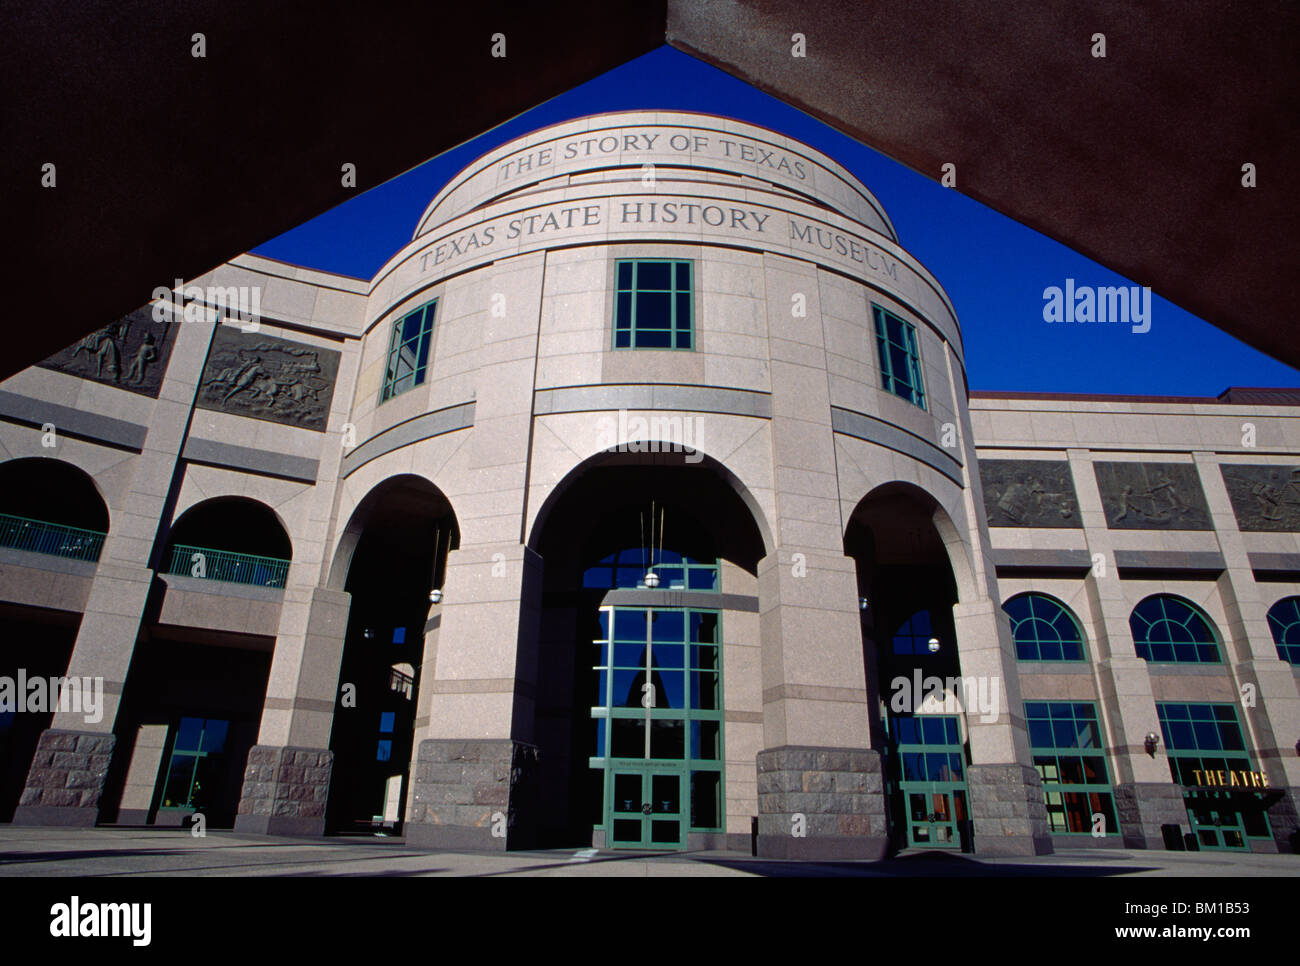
xmin=324 ymin=474 xmax=458 ymax=834
xmin=846 ymin=482 xmax=972 ymax=852
xmin=524 ymin=451 xmax=767 ymax=850
xmin=0 ymin=458 xmax=112 ymax=821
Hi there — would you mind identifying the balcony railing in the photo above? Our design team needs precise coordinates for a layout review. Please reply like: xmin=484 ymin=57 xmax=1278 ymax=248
xmin=0 ymin=513 xmax=105 ymax=562
xmin=166 ymin=544 xmax=289 ymax=588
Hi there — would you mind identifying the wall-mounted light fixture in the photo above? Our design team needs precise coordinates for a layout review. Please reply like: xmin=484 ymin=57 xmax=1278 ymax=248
xmin=1144 ymin=732 xmax=1160 ymax=757
xmin=927 ymin=637 xmax=941 ymax=654
xmin=859 ymin=597 xmax=870 ymax=612
xmin=429 ymin=589 xmax=442 ymax=604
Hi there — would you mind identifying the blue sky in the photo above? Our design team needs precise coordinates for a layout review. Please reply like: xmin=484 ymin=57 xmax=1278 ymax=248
xmin=254 ymin=46 xmax=1298 ymax=396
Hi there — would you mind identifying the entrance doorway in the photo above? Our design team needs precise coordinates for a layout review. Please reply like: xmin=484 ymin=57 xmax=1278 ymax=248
xmin=607 ymin=765 xmax=686 ymax=848
xmin=590 ymin=602 xmax=723 ymax=851
xmin=1187 ymin=792 xmax=1248 ymax=850
xmin=892 ymin=714 xmax=969 ymax=848
xmin=324 ymin=474 xmax=457 ymax=835
xmin=845 ymin=482 xmax=970 ymax=854
xmin=522 ymin=454 xmax=767 ymax=849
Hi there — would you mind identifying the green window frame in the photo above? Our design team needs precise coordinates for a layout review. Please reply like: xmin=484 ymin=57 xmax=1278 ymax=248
xmin=1266 ymin=596 xmax=1300 ymax=665
xmin=613 ymin=259 xmax=694 ymax=350
xmin=590 ymin=605 xmax=724 ymax=832
xmin=1156 ymin=702 xmax=1271 ymax=845
xmin=872 ymin=304 xmax=926 ymax=409
xmin=582 ymin=546 xmax=719 ymax=593
xmin=381 ymin=299 xmax=437 ymax=402
xmin=159 ymin=717 xmax=229 ymax=811
xmin=1025 ymin=701 xmax=1117 ymax=835
xmin=1004 ymin=593 xmax=1088 ymax=661
xmin=1130 ymin=594 xmax=1222 ymax=663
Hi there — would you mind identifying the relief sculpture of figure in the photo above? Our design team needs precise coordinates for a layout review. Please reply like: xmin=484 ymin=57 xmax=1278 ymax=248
xmin=996 ymin=482 xmax=1029 ymax=523
xmin=1149 ymin=474 xmax=1191 ymax=516
xmin=220 ymin=356 xmax=268 ymax=404
xmin=1283 ymin=468 xmax=1300 ymax=508
xmin=1114 ymin=483 xmax=1168 ymax=522
xmin=1249 ymin=480 xmax=1283 ymax=520
xmin=125 ymin=333 xmax=157 ymax=385
xmin=71 ymin=325 xmax=121 ymax=381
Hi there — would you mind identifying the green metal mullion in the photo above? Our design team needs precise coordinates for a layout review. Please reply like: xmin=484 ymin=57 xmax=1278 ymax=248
xmin=629 ymin=261 xmax=640 ymax=348
xmin=877 ymin=328 xmax=893 ymax=392
xmin=383 ymin=318 xmax=403 ymax=398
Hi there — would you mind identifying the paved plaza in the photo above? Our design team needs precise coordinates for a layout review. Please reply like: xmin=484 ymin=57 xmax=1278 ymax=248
xmin=0 ymin=827 xmax=1293 ymax=877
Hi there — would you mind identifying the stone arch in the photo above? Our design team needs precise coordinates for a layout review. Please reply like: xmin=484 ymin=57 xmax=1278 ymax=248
xmin=526 ymin=444 xmax=774 ymax=561
xmin=0 ymin=455 xmax=111 ymax=537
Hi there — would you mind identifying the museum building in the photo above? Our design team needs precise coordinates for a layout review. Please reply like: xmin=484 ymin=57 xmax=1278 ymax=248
xmin=0 ymin=112 xmax=1297 ymax=858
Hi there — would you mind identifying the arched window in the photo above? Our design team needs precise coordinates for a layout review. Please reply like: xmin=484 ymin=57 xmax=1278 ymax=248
xmin=1130 ymin=595 xmax=1221 ymax=664
xmin=582 ymin=547 xmax=719 ymax=592
xmin=1266 ymin=597 xmax=1300 ymax=666
xmin=0 ymin=458 xmax=109 ymax=562
xmin=892 ymin=610 xmax=936 ymax=656
xmin=1003 ymin=593 xmax=1087 ymax=661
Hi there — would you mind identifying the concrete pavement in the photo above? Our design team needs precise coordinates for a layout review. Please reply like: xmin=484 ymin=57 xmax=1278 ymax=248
xmin=0 ymin=827 xmax=1295 ymax=877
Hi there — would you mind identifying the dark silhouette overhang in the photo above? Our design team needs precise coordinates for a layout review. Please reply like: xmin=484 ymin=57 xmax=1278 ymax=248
xmin=3 ymin=1 xmax=1295 ymax=380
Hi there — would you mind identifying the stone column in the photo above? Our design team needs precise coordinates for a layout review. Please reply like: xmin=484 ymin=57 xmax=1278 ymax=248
xmin=1195 ymin=452 xmax=1300 ymax=852
xmin=234 ymin=587 xmax=350 ymax=835
xmin=405 ymin=543 xmax=541 ymax=850
xmin=952 ymin=599 xmax=1054 ymax=856
xmin=756 ymin=258 xmax=886 ymax=859
xmin=235 ymin=337 xmax=360 ymax=836
xmin=404 ymin=253 xmax=545 ymax=850
xmin=946 ymin=347 xmax=1053 ymax=857
xmin=1068 ymin=450 xmax=1188 ymax=848
xmin=14 ymin=312 xmax=214 ymax=826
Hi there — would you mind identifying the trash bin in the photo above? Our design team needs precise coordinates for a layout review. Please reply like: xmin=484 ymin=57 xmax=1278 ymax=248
xmin=1160 ymin=823 xmax=1185 ymax=850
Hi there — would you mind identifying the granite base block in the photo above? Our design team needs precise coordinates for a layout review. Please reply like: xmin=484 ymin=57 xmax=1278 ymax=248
xmin=233 ymin=745 xmax=332 ymax=837
xmin=405 ymin=738 xmax=540 ymax=851
xmin=11 ymin=729 xmax=116 ymax=827
xmin=756 ymin=746 xmax=889 ymax=860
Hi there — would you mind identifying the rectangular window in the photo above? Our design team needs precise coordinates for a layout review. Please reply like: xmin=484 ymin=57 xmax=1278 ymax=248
xmin=1025 ymin=702 xmax=1118 ymax=835
xmin=613 ymin=260 xmax=693 ymax=350
xmin=1156 ymin=702 xmax=1256 ymax=784
xmin=381 ymin=299 xmax=437 ymax=402
xmin=873 ymin=304 xmax=926 ymax=409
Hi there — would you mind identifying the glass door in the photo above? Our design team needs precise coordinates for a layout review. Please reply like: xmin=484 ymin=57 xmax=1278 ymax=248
xmin=608 ymin=766 xmax=685 ymax=848
xmin=590 ymin=605 xmax=724 ymax=851
xmin=892 ymin=715 xmax=968 ymax=850
xmin=905 ymin=788 xmax=966 ymax=847
xmin=1186 ymin=792 xmax=1249 ymax=850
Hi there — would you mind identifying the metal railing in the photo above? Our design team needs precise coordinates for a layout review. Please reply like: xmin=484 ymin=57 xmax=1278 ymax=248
xmin=166 ymin=543 xmax=289 ymax=588
xmin=0 ymin=513 xmax=105 ymax=562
